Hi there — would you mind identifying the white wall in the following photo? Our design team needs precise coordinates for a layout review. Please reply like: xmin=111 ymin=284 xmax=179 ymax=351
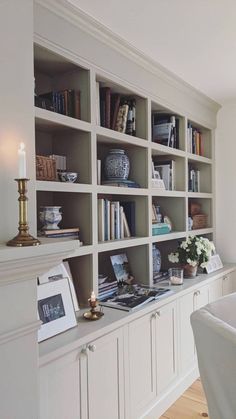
xmin=216 ymin=103 xmax=236 ymax=262
xmin=0 ymin=0 xmax=36 ymax=243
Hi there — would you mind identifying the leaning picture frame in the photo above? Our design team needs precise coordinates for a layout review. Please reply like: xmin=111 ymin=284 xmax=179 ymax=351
xmin=37 ymin=277 xmax=77 ymax=342
xmin=205 ymin=254 xmax=223 ymax=274
xmin=38 ymin=262 xmax=79 ymax=311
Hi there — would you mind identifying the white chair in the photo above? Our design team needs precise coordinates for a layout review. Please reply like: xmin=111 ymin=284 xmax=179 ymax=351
xmin=191 ymin=293 xmax=236 ymax=419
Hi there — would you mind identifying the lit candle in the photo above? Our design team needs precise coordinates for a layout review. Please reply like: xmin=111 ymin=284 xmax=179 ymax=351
xmin=18 ymin=142 xmax=26 ymax=178
xmin=90 ymin=291 xmax=96 ymax=302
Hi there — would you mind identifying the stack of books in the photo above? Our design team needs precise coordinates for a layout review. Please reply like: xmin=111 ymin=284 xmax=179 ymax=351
xmin=153 ymin=159 xmax=175 ymax=190
xmin=98 ymin=279 xmax=118 ymax=300
xmin=187 ymin=123 xmax=203 ymax=155
xmin=152 ymin=113 xmax=179 ymax=148
xmin=39 ymin=227 xmax=80 ymax=240
xmin=188 ymin=166 xmax=200 ymax=192
xmin=97 ymin=84 xmax=136 ymax=136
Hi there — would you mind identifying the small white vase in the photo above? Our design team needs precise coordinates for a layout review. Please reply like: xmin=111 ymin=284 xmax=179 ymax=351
xmin=39 ymin=206 xmax=62 ymax=230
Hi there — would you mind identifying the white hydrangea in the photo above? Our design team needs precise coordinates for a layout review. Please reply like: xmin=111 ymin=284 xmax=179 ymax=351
xmin=168 ymin=252 xmax=179 ymax=263
xmin=186 ymin=258 xmax=198 ymax=267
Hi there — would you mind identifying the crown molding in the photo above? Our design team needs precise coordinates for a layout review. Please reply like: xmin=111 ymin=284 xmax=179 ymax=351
xmin=35 ymin=0 xmax=220 ymax=114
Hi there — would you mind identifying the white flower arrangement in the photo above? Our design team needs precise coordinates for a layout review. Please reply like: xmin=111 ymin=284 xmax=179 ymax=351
xmin=168 ymin=236 xmax=215 ymax=268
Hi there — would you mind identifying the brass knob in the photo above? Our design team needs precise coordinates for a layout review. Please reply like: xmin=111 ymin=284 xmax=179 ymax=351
xmin=88 ymin=344 xmax=96 ymax=352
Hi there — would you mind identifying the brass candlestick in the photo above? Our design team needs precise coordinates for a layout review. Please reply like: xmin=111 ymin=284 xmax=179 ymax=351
xmin=83 ymin=298 xmax=104 ymax=321
xmin=7 ymin=179 xmax=40 ymax=247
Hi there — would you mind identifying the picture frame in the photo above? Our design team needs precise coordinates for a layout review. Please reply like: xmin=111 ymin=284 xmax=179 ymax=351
xmin=110 ymin=253 xmax=131 ymax=284
xmin=37 ymin=277 xmax=77 ymax=342
xmin=205 ymin=254 xmax=223 ymax=274
xmin=38 ymin=262 xmax=79 ymax=311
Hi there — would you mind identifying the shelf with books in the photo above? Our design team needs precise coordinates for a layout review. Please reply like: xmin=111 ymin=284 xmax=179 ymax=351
xmin=37 ymin=191 xmax=92 ymax=245
xmin=96 ymin=75 xmax=147 ymax=140
xmin=187 ymin=158 xmax=212 ymax=193
xmin=98 ymin=236 xmax=149 ymax=253
xmin=151 ymin=231 xmax=186 ymax=244
xmin=97 ymin=194 xmax=148 ymax=243
xmin=188 ymin=198 xmax=213 ymax=232
xmin=34 ymin=44 xmax=90 ymax=123
xmin=35 ymin=124 xmax=92 ymax=184
xmin=98 ymin=244 xmax=150 ymax=289
xmin=151 ymin=102 xmax=185 ymax=151
xmin=151 ymin=152 xmax=186 ymax=192
xmin=97 ymin=141 xmax=148 ymax=189
xmin=152 ymin=197 xmax=186 ymax=237
xmin=96 ymin=126 xmax=148 ymax=148
xmin=187 ymin=120 xmax=212 ymax=159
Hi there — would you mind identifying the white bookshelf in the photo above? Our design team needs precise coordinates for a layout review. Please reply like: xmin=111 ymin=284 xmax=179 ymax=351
xmin=33 ymin=42 xmax=215 ymax=305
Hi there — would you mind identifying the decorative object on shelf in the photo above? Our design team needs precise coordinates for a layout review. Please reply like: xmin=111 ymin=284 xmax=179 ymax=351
xmin=205 ymin=254 xmax=223 ymax=274
xmin=110 ymin=253 xmax=134 ymax=287
xmin=168 ymin=235 xmax=215 ymax=278
xmin=104 ymin=149 xmax=130 ymax=180
xmin=182 ymin=264 xmax=198 ymax=278
xmin=83 ymin=291 xmax=104 ymax=320
xmin=152 ymin=244 xmax=161 ymax=280
xmin=36 ymin=155 xmax=57 ymax=181
xmin=189 ymin=201 xmax=208 ymax=230
xmin=7 ymin=178 xmax=41 ymax=247
xmin=38 ymin=262 xmax=80 ymax=312
xmin=37 ymin=277 xmax=77 ymax=342
xmin=39 ymin=206 xmax=62 ymax=230
xmin=164 ymin=216 xmax=172 ymax=232
xmin=58 ymin=172 xmax=78 ymax=183
xmin=188 ymin=216 xmax=193 ymax=231
xmin=7 ymin=144 xmax=40 ymax=247
xmin=168 ymin=268 xmax=183 ymax=285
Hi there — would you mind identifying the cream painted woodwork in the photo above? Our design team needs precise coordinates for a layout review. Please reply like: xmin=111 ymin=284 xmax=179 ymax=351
xmin=155 ymin=301 xmax=177 ymax=395
xmin=179 ymin=284 xmax=209 ymax=374
xmin=209 ymin=276 xmax=223 ymax=302
xmin=126 ymin=311 xmax=157 ymax=419
xmin=222 ymin=271 xmax=236 ymax=295
xmin=85 ymin=328 xmax=125 ymax=419
xmin=39 ymin=349 xmax=82 ymax=419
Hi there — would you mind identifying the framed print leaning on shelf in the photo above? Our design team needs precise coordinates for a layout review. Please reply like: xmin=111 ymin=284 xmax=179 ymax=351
xmin=37 ymin=277 xmax=77 ymax=342
xmin=38 ymin=262 xmax=79 ymax=311
xmin=205 ymin=254 xmax=223 ymax=274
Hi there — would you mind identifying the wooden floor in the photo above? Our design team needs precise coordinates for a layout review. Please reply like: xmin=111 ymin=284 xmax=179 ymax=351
xmin=160 ymin=379 xmax=209 ymax=419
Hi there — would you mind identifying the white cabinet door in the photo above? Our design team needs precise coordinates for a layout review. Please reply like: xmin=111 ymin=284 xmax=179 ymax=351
xmin=127 ymin=311 xmax=157 ymax=419
xmin=179 ymin=284 xmax=209 ymax=374
xmin=179 ymin=291 xmax=195 ymax=373
xmin=222 ymin=273 xmax=234 ymax=295
xmin=155 ymin=301 xmax=177 ymax=395
xmin=194 ymin=284 xmax=209 ymax=310
xmin=39 ymin=349 xmax=81 ymax=419
xmin=209 ymin=277 xmax=223 ymax=302
xmin=86 ymin=328 xmax=124 ymax=419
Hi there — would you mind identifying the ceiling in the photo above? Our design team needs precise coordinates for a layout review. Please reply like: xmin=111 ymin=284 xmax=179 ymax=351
xmin=68 ymin=0 xmax=236 ymax=105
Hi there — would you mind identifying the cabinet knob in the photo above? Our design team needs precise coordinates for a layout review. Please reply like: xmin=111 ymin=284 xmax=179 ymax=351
xmin=156 ymin=310 xmax=161 ymax=317
xmin=88 ymin=344 xmax=96 ymax=352
xmin=81 ymin=347 xmax=88 ymax=355
xmin=151 ymin=312 xmax=157 ymax=319
xmin=223 ymin=276 xmax=228 ymax=281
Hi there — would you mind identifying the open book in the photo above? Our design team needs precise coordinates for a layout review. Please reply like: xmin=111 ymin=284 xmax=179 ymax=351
xmin=99 ymin=285 xmax=172 ymax=312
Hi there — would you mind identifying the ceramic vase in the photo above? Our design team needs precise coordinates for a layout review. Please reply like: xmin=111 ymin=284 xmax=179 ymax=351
xmin=183 ymin=264 xmax=198 ymax=278
xmin=104 ymin=149 xmax=130 ymax=180
xmin=39 ymin=206 xmax=62 ymax=230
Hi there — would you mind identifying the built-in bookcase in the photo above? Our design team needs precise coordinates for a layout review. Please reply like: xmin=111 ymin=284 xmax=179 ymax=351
xmin=33 ymin=42 xmax=215 ymax=306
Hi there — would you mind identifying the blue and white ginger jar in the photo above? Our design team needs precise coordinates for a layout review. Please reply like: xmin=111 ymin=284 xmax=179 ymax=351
xmin=104 ymin=149 xmax=130 ymax=180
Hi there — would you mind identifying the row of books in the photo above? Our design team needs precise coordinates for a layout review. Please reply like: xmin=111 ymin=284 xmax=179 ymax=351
xmin=188 ymin=167 xmax=200 ymax=192
xmin=152 ymin=113 xmax=179 ymax=149
xmin=97 ymin=84 xmax=136 ymax=136
xmin=187 ymin=123 xmax=203 ymax=155
xmin=152 ymin=159 xmax=175 ymax=190
xmin=35 ymin=89 xmax=81 ymax=119
xmin=98 ymin=199 xmax=135 ymax=241
xmin=49 ymin=154 xmax=67 ymax=172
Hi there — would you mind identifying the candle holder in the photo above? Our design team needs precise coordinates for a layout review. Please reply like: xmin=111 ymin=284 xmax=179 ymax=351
xmin=7 ymin=179 xmax=40 ymax=247
xmin=83 ymin=298 xmax=104 ymax=321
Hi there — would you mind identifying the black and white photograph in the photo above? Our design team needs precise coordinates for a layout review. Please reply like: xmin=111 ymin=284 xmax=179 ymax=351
xmin=37 ymin=277 xmax=77 ymax=342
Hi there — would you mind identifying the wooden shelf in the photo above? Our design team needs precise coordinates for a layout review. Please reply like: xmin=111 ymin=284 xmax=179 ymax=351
xmin=35 ymin=107 xmax=92 ymax=132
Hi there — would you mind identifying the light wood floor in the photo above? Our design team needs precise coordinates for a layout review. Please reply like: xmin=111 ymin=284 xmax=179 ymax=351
xmin=160 ymin=379 xmax=209 ymax=419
